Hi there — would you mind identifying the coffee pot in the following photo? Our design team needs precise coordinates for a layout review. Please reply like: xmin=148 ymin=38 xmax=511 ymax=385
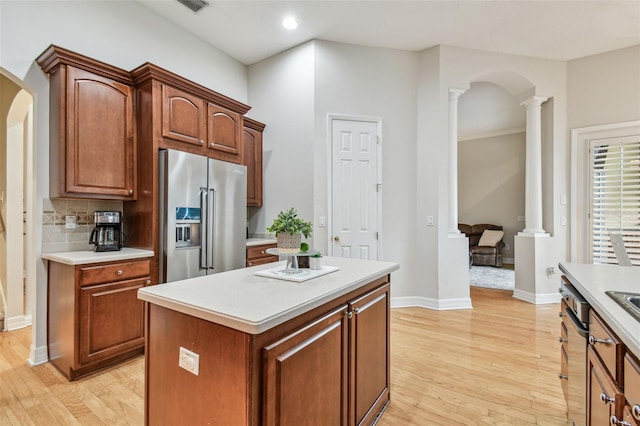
xmin=89 ymin=211 xmax=123 ymax=252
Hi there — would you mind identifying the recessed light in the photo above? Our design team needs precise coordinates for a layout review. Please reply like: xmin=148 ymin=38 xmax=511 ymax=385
xmin=282 ymin=16 xmax=298 ymax=30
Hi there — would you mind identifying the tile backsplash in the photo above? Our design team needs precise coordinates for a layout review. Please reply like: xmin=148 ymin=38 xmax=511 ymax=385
xmin=42 ymin=199 xmax=123 ymax=253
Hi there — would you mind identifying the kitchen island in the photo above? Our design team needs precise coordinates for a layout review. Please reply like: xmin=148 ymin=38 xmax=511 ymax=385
xmin=138 ymin=256 xmax=399 ymax=426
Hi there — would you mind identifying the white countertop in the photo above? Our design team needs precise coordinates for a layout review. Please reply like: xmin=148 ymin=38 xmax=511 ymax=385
xmin=138 ymin=256 xmax=399 ymax=335
xmin=246 ymin=237 xmax=277 ymax=246
xmin=42 ymin=248 xmax=155 ymax=265
xmin=559 ymin=262 xmax=640 ymax=356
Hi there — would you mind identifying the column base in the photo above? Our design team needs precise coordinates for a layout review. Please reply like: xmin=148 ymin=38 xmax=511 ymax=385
xmin=514 ymin=234 xmax=561 ymax=305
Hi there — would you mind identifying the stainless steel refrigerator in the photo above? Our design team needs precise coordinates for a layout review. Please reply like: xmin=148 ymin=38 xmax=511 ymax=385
xmin=159 ymin=149 xmax=247 ymax=283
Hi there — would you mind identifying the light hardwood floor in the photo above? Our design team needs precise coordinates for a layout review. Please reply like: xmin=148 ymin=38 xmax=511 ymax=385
xmin=0 ymin=287 xmax=568 ymax=425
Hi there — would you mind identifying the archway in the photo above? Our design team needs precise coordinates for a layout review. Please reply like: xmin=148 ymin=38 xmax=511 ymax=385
xmin=1 ymin=71 xmax=35 ymax=346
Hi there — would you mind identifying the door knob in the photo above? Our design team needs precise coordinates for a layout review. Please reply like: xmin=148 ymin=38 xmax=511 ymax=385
xmin=334 ymin=236 xmax=340 ymax=242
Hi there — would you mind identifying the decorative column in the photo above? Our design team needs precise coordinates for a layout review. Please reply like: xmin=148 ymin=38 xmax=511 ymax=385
xmin=520 ymin=96 xmax=548 ymax=235
xmin=448 ymin=88 xmax=467 ymax=235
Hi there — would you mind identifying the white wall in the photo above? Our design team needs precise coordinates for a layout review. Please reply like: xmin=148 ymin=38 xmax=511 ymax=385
xmin=247 ymin=42 xmax=316 ymax=241
xmin=0 ymin=0 xmax=249 ymax=364
xmin=568 ymin=45 xmax=640 ymax=130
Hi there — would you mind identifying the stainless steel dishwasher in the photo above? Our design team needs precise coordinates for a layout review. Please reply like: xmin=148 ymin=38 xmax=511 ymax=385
xmin=559 ymin=277 xmax=590 ymax=426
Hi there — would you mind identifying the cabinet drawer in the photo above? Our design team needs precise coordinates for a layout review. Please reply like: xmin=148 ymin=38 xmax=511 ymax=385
xmin=247 ymin=256 xmax=279 ymax=267
xmin=247 ymin=244 xmax=277 ymax=261
xmin=589 ymin=310 xmax=622 ymax=380
xmin=80 ymin=259 xmax=151 ymax=286
xmin=625 ymin=353 xmax=640 ymax=424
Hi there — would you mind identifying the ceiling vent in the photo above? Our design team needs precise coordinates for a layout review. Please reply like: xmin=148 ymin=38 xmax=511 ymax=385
xmin=177 ymin=0 xmax=209 ymax=13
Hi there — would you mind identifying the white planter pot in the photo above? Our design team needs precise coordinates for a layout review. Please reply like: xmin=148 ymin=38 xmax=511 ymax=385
xmin=309 ymin=257 xmax=322 ymax=270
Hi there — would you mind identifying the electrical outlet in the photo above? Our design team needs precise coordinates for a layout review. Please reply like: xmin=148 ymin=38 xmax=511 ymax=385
xmin=560 ymin=216 xmax=566 ymax=227
xmin=179 ymin=347 xmax=200 ymax=375
xmin=546 ymin=267 xmax=556 ymax=278
xmin=65 ymin=215 xmax=77 ymax=229
xmin=504 ymin=244 xmax=510 ymax=251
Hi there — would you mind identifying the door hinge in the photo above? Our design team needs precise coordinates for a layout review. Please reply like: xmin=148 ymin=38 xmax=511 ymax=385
xmin=376 ymin=184 xmax=382 ymax=192
xmin=376 ymin=136 xmax=380 ymax=145
xmin=375 ymin=232 xmax=379 ymax=240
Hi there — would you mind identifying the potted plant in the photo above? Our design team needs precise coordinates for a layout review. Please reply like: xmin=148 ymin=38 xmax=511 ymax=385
xmin=309 ymin=252 xmax=323 ymax=270
xmin=267 ymin=208 xmax=312 ymax=253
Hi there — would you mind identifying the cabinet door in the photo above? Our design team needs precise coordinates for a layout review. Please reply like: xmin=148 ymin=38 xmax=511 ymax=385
xmin=162 ymin=85 xmax=205 ymax=146
xmin=625 ymin=353 xmax=640 ymax=425
xmin=66 ymin=66 xmax=135 ymax=198
xmin=263 ymin=306 xmax=349 ymax=426
xmin=243 ymin=126 xmax=263 ymax=206
xmin=588 ymin=346 xmax=622 ymax=426
xmin=206 ymin=103 xmax=242 ymax=163
xmin=79 ymin=278 xmax=146 ymax=365
xmin=349 ymin=284 xmax=390 ymax=426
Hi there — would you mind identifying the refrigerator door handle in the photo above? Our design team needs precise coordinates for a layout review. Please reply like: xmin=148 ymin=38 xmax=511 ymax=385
xmin=208 ymin=188 xmax=216 ymax=270
xmin=199 ymin=187 xmax=208 ymax=270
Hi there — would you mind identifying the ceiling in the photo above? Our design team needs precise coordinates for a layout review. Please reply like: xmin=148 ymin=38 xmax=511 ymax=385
xmin=137 ymin=0 xmax=640 ymax=66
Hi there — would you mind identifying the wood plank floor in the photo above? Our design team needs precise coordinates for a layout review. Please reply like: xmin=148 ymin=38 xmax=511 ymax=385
xmin=0 ymin=287 xmax=568 ymax=425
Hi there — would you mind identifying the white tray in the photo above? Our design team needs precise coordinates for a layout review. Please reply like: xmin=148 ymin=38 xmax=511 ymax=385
xmin=255 ymin=265 xmax=340 ymax=282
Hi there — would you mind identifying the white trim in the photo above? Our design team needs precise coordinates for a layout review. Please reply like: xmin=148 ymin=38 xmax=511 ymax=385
xmin=391 ymin=296 xmax=473 ymax=310
xmin=6 ymin=314 xmax=32 ymax=331
xmin=327 ymin=114 xmax=383 ymax=259
xmin=458 ymin=127 xmax=526 ymax=142
xmin=29 ymin=344 xmax=49 ymax=366
xmin=512 ymin=289 xmax=561 ymax=304
xmin=570 ymin=120 xmax=640 ymax=262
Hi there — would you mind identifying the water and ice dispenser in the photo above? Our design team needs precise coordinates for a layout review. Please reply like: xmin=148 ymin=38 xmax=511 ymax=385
xmin=175 ymin=207 xmax=201 ymax=248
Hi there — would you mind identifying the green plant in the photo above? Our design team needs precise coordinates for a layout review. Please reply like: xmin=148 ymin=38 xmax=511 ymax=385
xmin=266 ymin=208 xmax=312 ymax=238
xmin=310 ymin=252 xmax=323 ymax=258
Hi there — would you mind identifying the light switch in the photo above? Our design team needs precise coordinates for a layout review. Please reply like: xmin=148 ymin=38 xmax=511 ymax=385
xmin=427 ymin=216 xmax=434 ymax=226
xmin=560 ymin=194 xmax=567 ymax=205
xmin=319 ymin=216 xmax=326 ymax=227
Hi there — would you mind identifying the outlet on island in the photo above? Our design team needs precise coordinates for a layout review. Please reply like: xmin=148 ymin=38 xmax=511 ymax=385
xmin=179 ymin=346 xmax=200 ymax=376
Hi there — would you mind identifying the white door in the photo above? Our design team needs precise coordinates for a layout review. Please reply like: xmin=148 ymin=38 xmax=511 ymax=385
xmin=330 ymin=119 xmax=380 ymax=260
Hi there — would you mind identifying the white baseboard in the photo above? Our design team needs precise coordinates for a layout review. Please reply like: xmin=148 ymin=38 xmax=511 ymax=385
xmin=6 ymin=314 xmax=32 ymax=331
xmin=513 ymin=289 xmax=561 ymax=304
xmin=29 ymin=344 xmax=49 ymax=366
xmin=391 ymin=296 xmax=472 ymax=310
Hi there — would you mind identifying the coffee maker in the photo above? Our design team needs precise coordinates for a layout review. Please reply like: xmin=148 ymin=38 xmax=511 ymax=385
xmin=89 ymin=211 xmax=123 ymax=252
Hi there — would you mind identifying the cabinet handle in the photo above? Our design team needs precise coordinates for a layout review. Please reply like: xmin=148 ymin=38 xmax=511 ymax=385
xmin=558 ymin=312 xmax=566 ymax=317
xmin=146 ymin=280 xmax=151 ymax=285
xmin=117 ymin=270 xmax=123 ymax=276
xmin=610 ymin=416 xmax=631 ymax=426
xmin=557 ymin=373 xmax=568 ymax=380
xmin=558 ymin=337 xmax=567 ymax=343
xmin=633 ymin=404 xmax=640 ymax=420
xmin=600 ymin=393 xmax=616 ymax=405
xmin=589 ymin=335 xmax=613 ymax=345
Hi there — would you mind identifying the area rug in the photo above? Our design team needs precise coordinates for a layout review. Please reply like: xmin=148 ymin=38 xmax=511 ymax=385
xmin=469 ymin=266 xmax=515 ymax=291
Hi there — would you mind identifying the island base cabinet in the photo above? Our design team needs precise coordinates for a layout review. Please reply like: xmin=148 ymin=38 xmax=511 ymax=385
xmin=143 ymin=275 xmax=391 ymax=426
xmin=587 ymin=346 xmax=623 ymax=426
xmin=263 ymin=306 xmax=349 ymax=426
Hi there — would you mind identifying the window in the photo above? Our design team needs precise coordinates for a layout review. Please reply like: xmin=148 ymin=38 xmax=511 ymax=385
xmin=590 ymin=136 xmax=640 ymax=266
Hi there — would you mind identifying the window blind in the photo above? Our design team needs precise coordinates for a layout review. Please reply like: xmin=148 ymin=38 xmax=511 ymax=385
xmin=590 ymin=136 xmax=640 ymax=266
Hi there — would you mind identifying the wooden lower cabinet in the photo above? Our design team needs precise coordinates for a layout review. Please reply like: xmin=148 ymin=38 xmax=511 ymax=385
xmin=587 ymin=346 xmax=622 ymax=426
xmin=48 ymin=258 xmax=150 ymax=380
xmin=622 ymin=353 xmax=640 ymax=426
xmin=145 ymin=276 xmax=390 ymax=426
xmin=246 ymin=243 xmax=278 ymax=267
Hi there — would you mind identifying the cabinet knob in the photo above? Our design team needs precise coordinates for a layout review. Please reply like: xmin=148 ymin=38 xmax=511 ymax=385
xmin=353 ymin=308 xmax=360 ymax=314
xmin=200 ymin=139 xmax=204 ymax=144
xmin=589 ymin=335 xmax=612 ymax=345
xmin=558 ymin=312 xmax=566 ymax=317
xmin=600 ymin=393 xmax=616 ymax=405
xmin=248 ymin=262 xmax=253 ymax=266
xmin=610 ymin=416 xmax=631 ymax=426
xmin=633 ymin=404 xmax=640 ymax=420
xmin=346 ymin=311 xmax=353 ymax=319
xmin=261 ymin=250 xmax=265 ymax=254
xmin=557 ymin=373 xmax=568 ymax=380
xmin=146 ymin=280 xmax=151 ymax=285
xmin=129 ymin=189 xmax=133 ymax=195
xmin=558 ymin=337 xmax=567 ymax=343
xmin=117 ymin=270 xmax=123 ymax=276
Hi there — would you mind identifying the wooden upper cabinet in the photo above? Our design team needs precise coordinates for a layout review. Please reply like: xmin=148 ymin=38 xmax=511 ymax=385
xmin=243 ymin=118 xmax=265 ymax=206
xmin=162 ymin=85 xmax=205 ymax=146
xmin=36 ymin=45 xmax=136 ymax=200
xmin=207 ymin=103 xmax=243 ymax=163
